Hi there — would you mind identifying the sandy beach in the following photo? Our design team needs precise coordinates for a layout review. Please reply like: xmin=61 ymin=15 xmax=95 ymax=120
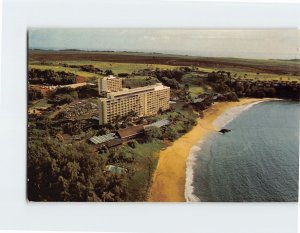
xmin=148 ymin=98 xmax=269 ymax=202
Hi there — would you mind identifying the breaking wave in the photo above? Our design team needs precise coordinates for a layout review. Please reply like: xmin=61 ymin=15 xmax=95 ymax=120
xmin=184 ymin=100 xmax=272 ymax=202
xmin=185 ymin=143 xmax=202 ymax=202
xmin=213 ymin=101 xmax=266 ymax=129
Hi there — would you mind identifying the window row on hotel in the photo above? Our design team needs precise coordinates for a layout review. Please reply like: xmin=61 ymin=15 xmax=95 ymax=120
xmin=97 ymin=77 xmax=170 ymax=125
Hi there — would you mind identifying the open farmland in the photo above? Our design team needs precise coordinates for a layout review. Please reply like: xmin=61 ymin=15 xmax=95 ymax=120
xmin=29 ymin=61 xmax=180 ymax=76
xmin=29 ymin=49 xmax=300 ymax=77
xmin=28 ymin=49 xmax=300 ymax=107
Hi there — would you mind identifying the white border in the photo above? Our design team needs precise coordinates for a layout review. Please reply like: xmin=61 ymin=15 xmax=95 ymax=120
xmin=0 ymin=0 xmax=299 ymax=232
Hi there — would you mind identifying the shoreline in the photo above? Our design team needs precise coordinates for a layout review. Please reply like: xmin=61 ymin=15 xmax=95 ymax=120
xmin=148 ymin=98 xmax=274 ymax=202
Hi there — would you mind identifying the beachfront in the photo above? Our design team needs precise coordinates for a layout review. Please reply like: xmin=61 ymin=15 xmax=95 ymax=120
xmin=148 ymin=98 xmax=270 ymax=202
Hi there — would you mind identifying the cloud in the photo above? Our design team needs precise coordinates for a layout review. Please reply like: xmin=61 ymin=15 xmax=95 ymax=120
xmin=28 ymin=29 xmax=300 ymax=59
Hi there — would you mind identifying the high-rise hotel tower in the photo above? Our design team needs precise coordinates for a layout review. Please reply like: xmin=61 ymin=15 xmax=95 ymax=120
xmin=98 ymin=75 xmax=123 ymax=93
xmin=98 ymin=83 xmax=170 ymax=125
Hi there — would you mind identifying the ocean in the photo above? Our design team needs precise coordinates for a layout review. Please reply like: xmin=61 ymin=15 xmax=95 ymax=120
xmin=186 ymin=100 xmax=299 ymax=202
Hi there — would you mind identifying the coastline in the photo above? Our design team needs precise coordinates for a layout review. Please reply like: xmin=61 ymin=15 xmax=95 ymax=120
xmin=148 ymin=98 xmax=273 ymax=202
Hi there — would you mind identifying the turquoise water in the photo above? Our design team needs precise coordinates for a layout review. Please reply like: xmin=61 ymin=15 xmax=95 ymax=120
xmin=190 ymin=101 xmax=299 ymax=202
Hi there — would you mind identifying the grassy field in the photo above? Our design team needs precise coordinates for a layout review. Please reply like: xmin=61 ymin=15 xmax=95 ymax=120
xmin=28 ymin=50 xmax=299 ymax=102
xmin=101 ymin=140 xmax=164 ymax=201
xmin=29 ymin=49 xmax=300 ymax=80
xmin=189 ymin=86 xmax=206 ymax=98
xmin=229 ymin=71 xmax=299 ymax=82
xmin=29 ymin=51 xmax=300 ymax=101
xmin=29 ymin=64 xmax=103 ymax=78
xmin=29 ymin=99 xmax=52 ymax=109
xmin=30 ymin=62 xmax=299 ymax=84
xmin=29 ymin=50 xmax=300 ymax=76
xmin=127 ymin=140 xmax=164 ymax=200
xmin=28 ymin=99 xmax=53 ymax=115
xmin=123 ymin=75 xmax=160 ymax=88
xmin=65 ymin=61 xmax=178 ymax=74
xmin=29 ymin=62 xmax=180 ymax=77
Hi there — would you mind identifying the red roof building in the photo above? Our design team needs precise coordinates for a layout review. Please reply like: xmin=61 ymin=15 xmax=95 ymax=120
xmin=117 ymin=125 xmax=144 ymax=140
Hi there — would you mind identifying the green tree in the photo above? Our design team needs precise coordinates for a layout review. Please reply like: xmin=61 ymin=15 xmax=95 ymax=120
xmin=128 ymin=140 xmax=138 ymax=148
xmin=163 ymin=126 xmax=179 ymax=141
xmin=28 ymin=89 xmax=43 ymax=101
xmin=144 ymin=126 xmax=162 ymax=142
xmin=105 ymin=70 xmax=114 ymax=76
xmin=27 ymin=139 xmax=130 ymax=202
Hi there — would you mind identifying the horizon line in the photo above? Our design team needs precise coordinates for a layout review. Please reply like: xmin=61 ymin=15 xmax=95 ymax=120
xmin=28 ymin=48 xmax=300 ymax=62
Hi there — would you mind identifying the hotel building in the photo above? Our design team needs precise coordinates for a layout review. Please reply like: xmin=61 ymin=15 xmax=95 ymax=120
xmin=98 ymin=75 xmax=123 ymax=93
xmin=98 ymin=83 xmax=170 ymax=125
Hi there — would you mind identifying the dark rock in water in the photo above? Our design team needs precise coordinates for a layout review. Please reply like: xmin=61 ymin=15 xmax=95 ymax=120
xmin=219 ymin=129 xmax=231 ymax=134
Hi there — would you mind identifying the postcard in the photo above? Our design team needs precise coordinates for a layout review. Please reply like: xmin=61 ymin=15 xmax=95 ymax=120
xmin=27 ymin=29 xmax=299 ymax=202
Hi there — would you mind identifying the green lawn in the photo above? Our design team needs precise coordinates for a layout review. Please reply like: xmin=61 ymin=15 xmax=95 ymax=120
xmin=31 ymin=62 xmax=188 ymax=83
xmin=101 ymin=140 xmax=164 ymax=201
xmin=31 ymin=99 xmax=52 ymax=109
xmin=29 ymin=61 xmax=181 ymax=78
xmin=189 ymin=86 xmax=205 ymax=98
xmin=29 ymin=60 xmax=300 ymax=83
xmin=92 ymin=62 xmax=178 ymax=74
xmin=123 ymin=76 xmax=160 ymax=88
xmin=127 ymin=140 xmax=164 ymax=200
xmin=230 ymin=71 xmax=300 ymax=82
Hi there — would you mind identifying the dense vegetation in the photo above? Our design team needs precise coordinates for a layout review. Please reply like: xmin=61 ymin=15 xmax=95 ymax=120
xmin=207 ymin=71 xmax=300 ymax=100
xmin=28 ymin=68 xmax=77 ymax=85
xmin=27 ymin=113 xmax=168 ymax=201
xmin=28 ymin=137 xmax=130 ymax=201
xmin=28 ymin=88 xmax=43 ymax=101
xmin=123 ymin=76 xmax=159 ymax=88
xmin=27 ymin=91 xmax=197 ymax=202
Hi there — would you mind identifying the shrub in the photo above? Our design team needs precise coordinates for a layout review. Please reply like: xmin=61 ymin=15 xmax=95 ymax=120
xmin=144 ymin=126 xmax=162 ymax=142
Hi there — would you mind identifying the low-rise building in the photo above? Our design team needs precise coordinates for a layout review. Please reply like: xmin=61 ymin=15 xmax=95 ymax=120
xmin=117 ymin=125 xmax=145 ymax=140
xmin=105 ymin=165 xmax=126 ymax=175
xmin=89 ymin=133 xmax=117 ymax=145
xmin=144 ymin=119 xmax=170 ymax=129
xmin=105 ymin=138 xmax=123 ymax=148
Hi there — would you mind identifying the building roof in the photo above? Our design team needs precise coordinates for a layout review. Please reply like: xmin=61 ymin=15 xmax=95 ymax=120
xmin=105 ymin=165 xmax=126 ymax=175
xmin=103 ymin=75 xmax=118 ymax=80
xmin=107 ymin=83 xmax=168 ymax=99
xmin=192 ymin=98 xmax=205 ymax=103
xmin=144 ymin=119 xmax=170 ymax=129
xmin=117 ymin=125 xmax=144 ymax=139
xmin=89 ymin=133 xmax=117 ymax=145
xmin=105 ymin=138 xmax=123 ymax=148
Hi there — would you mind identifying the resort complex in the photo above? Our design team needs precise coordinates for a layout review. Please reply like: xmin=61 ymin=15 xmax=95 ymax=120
xmin=27 ymin=47 xmax=300 ymax=203
xmin=98 ymin=81 xmax=170 ymax=125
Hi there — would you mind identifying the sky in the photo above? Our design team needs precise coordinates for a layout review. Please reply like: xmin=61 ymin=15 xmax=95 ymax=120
xmin=28 ymin=29 xmax=300 ymax=59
